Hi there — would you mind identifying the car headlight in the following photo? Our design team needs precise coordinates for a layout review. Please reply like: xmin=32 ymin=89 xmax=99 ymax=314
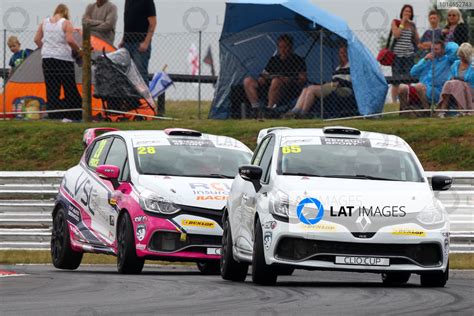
xmin=139 ymin=191 xmax=181 ymax=215
xmin=269 ymin=190 xmax=289 ymax=218
xmin=416 ymin=203 xmax=445 ymax=225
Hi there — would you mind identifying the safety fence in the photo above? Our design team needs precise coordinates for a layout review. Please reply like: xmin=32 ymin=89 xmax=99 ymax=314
xmin=0 ymin=27 xmax=472 ymax=121
xmin=0 ymin=171 xmax=472 ymax=252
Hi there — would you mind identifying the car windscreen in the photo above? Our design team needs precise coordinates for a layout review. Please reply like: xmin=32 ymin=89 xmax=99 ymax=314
xmin=134 ymin=143 xmax=251 ymax=179
xmin=278 ymin=141 xmax=423 ymax=182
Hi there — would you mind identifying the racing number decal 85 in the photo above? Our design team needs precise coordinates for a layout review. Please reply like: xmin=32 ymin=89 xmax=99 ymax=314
xmin=282 ymin=145 xmax=301 ymax=154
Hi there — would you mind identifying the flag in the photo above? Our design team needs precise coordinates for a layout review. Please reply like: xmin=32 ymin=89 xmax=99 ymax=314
xmin=203 ymin=46 xmax=216 ymax=77
xmin=188 ymin=43 xmax=200 ymax=76
xmin=149 ymin=72 xmax=174 ymax=98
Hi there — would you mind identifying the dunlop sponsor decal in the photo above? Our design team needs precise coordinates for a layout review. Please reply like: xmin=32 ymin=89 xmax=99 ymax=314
xmin=181 ymin=219 xmax=215 ymax=228
xmin=392 ymin=228 xmax=426 ymax=237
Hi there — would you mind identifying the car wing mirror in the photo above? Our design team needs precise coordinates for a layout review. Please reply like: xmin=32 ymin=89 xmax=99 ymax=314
xmin=239 ymin=165 xmax=262 ymax=192
xmin=431 ymin=176 xmax=452 ymax=191
xmin=96 ymin=165 xmax=120 ymax=189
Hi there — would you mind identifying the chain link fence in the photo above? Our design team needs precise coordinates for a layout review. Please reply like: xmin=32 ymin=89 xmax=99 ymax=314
xmin=0 ymin=25 xmax=472 ymax=121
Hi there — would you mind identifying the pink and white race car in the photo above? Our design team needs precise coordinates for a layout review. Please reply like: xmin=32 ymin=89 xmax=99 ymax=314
xmin=52 ymin=128 xmax=252 ymax=274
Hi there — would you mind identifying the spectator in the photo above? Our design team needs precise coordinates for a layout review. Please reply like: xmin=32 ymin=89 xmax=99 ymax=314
xmin=438 ymin=43 xmax=473 ymax=117
xmin=398 ymin=41 xmax=458 ymax=116
xmin=391 ymin=4 xmax=419 ymax=103
xmin=7 ymin=36 xmax=33 ymax=77
xmin=83 ymin=0 xmax=118 ymax=45
xmin=283 ymin=45 xmax=351 ymax=118
xmin=243 ymin=34 xmax=307 ymax=117
xmin=418 ymin=10 xmax=442 ymax=55
xmin=120 ymin=0 xmax=157 ymax=84
xmin=34 ymin=4 xmax=83 ymax=121
xmin=442 ymin=7 xmax=469 ymax=45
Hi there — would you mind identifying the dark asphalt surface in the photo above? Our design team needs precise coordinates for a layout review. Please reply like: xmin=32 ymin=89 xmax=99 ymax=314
xmin=1 ymin=264 xmax=473 ymax=315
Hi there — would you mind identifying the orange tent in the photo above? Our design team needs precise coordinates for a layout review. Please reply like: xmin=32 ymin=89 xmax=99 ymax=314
xmin=0 ymin=32 xmax=155 ymax=120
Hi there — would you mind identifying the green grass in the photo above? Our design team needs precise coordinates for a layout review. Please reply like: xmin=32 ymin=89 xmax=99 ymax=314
xmin=0 ymin=101 xmax=473 ymax=171
xmin=1 ymin=250 xmax=472 ymax=269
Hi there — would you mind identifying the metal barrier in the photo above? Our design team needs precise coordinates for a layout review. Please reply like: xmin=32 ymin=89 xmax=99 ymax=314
xmin=0 ymin=171 xmax=472 ymax=252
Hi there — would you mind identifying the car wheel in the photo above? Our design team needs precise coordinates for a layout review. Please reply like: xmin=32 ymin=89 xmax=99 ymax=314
xmin=197 ymin=262 xmax=220 ymax=275
xmin=220 ymin=212 xmax=248 ymax=282
xmin=252 ymin=218 xmax=277 ymax=286
xmin=420 ymin=263 xmax=449 ymax=287
xmin=381 ymin=272 xmax=411 ymax=285
xmin=51 ymin=207 xmax=83 ymax=270
xmin=117 ymin=212 xmax=145 ymax=274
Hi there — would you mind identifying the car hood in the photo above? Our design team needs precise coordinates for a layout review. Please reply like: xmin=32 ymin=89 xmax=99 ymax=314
xmin=274 ymin=176 xmax=437 ymax=215
xmin=135 ymin=175 xmax=233 ymax=210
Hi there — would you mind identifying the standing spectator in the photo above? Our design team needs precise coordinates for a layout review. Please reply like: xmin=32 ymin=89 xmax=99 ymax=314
xmin=243 ymin=34 xmax=307 ymax=117
xmin=7 ymin=36 xmax=33 ymax=77
xmin=120 ymin=0 xmax=157 ymax=84
xmin=83 ymin=0 xmax=118 ymax=45
xmin=34 ymin=4 xmax=83 ymax=121
xmin=442 ymin=7 xmax=469 ymax=45
xmin=391 ymin=4 xmax=419 ymax=103
xmin=418 ymin=10 xmax=442 ymax=56
xmin=438 ymin=43 xmax=473 ymax=117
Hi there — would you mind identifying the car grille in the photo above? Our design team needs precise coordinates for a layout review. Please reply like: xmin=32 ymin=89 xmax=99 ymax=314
xmin=275 ymin=238 xmax=442 ymax=267
xmin=149 ymin=231 xmax=221 ymax=253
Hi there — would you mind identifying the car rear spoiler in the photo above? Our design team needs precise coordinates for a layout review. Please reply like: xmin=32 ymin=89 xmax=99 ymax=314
xmin=83 ymin=128 xmax=119 ymax=148
xmin=256 ymin=127 xmax=291 ymax=145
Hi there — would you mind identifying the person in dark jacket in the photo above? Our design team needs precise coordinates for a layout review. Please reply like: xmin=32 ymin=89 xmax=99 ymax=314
xmin=442 ymin=7 xmax=469 ymax=45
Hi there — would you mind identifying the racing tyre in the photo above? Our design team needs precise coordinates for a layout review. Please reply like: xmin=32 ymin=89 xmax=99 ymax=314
xmin=197 ymin=262 xmax=221 ymax=275
xmin=252 ymin=218 xmax=278 ymax=286
xmin=220 ymin=212 xmax=248 ymax=281
xmin=381 ymin=272 xmax=411 ymax=285
xmin=117 ymin=212 xmax=145 ymax=274
xmin=420 ymin=263 xmax=449 ymax=287
xmin=51 ymin=207 xmax=83 ymax=270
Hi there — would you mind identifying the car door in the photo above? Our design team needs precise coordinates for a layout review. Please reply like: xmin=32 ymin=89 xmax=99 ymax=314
xmin=232 ymin=136 xmax=274 ymax=254
xmin=96 ymin=137 xmax=130 ymax=243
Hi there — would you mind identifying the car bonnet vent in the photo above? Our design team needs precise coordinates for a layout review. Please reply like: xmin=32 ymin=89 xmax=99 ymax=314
xmin=323 ymin=126 xmax=361 ymax=136
xmin=164 ymin=128 xmax=202 ymax=137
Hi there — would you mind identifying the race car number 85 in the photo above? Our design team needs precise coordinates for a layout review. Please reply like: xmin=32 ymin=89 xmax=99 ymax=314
xmin=282 ymin=145 xmax=301 ymax=154
xmin=138 ymin=147 xmax=156 ymax=155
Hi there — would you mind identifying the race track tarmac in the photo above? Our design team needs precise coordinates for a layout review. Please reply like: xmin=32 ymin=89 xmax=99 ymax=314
xmin=1 ymin=264 xmax=473 ymax=315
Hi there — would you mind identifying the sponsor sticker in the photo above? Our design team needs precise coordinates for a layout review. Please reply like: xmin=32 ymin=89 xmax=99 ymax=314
xmin=299 ymin=223 xmax=337 ymax=232
xmin=391 ymin=228 xmax=426 ymax=237
xmin=264 ymin=232 xmax=272 ymax=250
xmin=168 ymin=138 xmax=215 ymax=147
xmin=181 ymin=219 xmax=215 ymax=229
xmin=134 ymin=216 xmax=148 ymax=223
xmin=207 ymin=247 xmax=221 ymax=255
xmin=335 ymin=256 xmax=390 ymax=266
xmin=136 ymin=224 xmax=146 ymax=241
xmin=321 ymin=137 xmax=371 ymax=147
xmin=136 ymin=244 xmax=146 ymax=250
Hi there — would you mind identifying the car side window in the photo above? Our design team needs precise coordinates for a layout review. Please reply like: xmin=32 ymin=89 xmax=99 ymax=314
xmin=87 ymin=138 xmax=113 ymax=171
xmin=104 ymin=138 xmax=128 ymax=180
xmin=252 ymin=137 xmax=270 ymax=166
xmin=259 ymin=137 xmax=275 ymax=183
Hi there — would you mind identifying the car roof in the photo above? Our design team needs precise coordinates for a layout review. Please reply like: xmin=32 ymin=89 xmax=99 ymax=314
xmin=268 ymin=128 xmax=410 ymax=151
xmin=101 ymin=130 xmax=252 ymax=152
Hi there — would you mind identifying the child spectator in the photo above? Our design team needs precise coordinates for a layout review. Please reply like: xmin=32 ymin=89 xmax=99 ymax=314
xmin=7 ymin=36 xmax=33 ymax=76
xmin=418 ymin=10 xmax=442 ymax=56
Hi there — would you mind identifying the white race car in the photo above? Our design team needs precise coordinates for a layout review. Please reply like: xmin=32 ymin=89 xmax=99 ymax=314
xmin=222 ymin=126 xmax=452 ymax=286
xmin=52 ymin=128 xmax=252 ymax=274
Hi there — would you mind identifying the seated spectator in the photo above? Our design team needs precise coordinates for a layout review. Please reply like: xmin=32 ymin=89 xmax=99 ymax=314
xmin=438 ymin=43 xmax=473 ymax=117
xmin=7 ymin=36 xmax=33 ymax=77
xmin=418 ymin=10 xmax=442 ymax=56
xmin=283 ymin=45 xmax=351 ymax=118
xmin=442 ymin=7 xmax=469 ymax=45
xmin=398 ymin=41 xmax=458 ymax=116
xmin=243 ymin=34 xmax=307 ymax=117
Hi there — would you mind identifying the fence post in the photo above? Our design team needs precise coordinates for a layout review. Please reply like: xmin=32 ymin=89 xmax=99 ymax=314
xmin=82 ymin=23 xmax=92 ymax=123
xmin=319 ymin=29 xmax=324 ymax=120
xmin=2 ymin=29 xmax=6 ymax=120
xmin=198 ymin=31 xmax=202 ymax=120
